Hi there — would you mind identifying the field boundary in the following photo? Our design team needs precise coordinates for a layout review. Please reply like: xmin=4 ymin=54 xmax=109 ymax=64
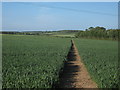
xmin=55 ymin=40 xmax=98 ymax=88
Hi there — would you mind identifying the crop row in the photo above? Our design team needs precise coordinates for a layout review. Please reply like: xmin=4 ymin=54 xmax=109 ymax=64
xmin=74 ymin=38 xmax=118 ymax=88
xmin=2 ymin=35 xmax=70 ymax=88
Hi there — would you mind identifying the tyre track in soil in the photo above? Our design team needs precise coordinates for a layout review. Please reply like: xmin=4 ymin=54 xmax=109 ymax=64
xmin=57 ymin=40 xmax=98 ymax=88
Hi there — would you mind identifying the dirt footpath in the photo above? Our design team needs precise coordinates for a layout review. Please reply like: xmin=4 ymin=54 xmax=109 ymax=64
xmin=58 ymin=40 xmax=98 ymax=88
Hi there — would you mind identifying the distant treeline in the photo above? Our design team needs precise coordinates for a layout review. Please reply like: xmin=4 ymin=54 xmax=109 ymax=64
xmin=75 ymin=27 xmax=120 ymax=40
xmin=1 ymin=28 xmax=120 ymax=40
xmin=58 ymin=30 xmax=79 ymax=33
xmin=1 ymin=30 xmax=79 ymax=35
xmin=1 ymin=31 xmax=44 ymax=35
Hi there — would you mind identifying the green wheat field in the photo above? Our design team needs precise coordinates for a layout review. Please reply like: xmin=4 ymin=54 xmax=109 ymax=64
xmin=2 ymin=34 xmax=118 ymax=88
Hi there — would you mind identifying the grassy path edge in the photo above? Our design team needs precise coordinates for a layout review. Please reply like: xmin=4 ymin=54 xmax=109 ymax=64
xmin=56 ymin=40 xmax=98 ymax=88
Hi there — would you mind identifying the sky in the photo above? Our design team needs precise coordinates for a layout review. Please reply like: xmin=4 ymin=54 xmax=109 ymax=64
xmin=2 ymin=2 xmax=118 ymax=31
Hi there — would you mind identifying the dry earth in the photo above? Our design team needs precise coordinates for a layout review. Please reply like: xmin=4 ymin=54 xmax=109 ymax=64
xmin=58 ymin=40 xmax=98 ymax=88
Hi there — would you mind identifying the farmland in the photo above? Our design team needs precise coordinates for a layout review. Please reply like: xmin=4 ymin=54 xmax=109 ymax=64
xmin=2 ymin=35 xmax=70 ymax=88
xmin=2 ymin=1 xmax=119 ymax=89
xmin=2 ymin=34 xmax=119 ymax=88
xmin=74 ymin=39 xmax=118 ymax=88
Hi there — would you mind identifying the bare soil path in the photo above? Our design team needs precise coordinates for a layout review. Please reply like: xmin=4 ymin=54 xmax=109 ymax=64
xmin=58 ymin=40 xmax=98 ymax=88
